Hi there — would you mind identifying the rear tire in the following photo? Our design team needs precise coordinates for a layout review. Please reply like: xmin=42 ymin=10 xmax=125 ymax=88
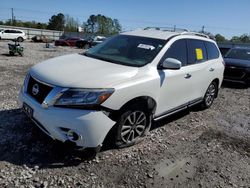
xmin=200 ymin=81 xmax=218 ymax=109
xmin=114 ymin=104 xmax=151 ymax=148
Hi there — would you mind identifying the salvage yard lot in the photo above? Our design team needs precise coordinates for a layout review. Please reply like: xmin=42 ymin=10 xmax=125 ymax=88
xmin=0 ymin=41 xmax=249 ymax=187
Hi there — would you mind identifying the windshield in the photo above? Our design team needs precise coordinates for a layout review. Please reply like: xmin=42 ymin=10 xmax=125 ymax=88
xmin=225 ymin=48 xmax=250 ymax=61
xmin=84 ymin=35 xmax=166 ymax=67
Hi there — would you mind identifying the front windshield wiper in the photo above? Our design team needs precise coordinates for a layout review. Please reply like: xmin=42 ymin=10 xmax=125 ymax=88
xmin=84 ymin=53 xmax=118 ymax=64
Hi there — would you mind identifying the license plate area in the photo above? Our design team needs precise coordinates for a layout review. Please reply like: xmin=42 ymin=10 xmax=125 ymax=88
xmin=23 ymin=102 xmax=33 ymax=118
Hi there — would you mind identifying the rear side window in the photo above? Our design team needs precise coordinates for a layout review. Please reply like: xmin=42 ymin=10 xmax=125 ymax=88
xmin=15 ymin=30 xmax=22 ymax=34
xmin=187 ymin=39 xmax=208 ymax=65
xmin=163 ymin=39 xmax=188 ymax=66
xmin=205 ymin=42 xmax=219 ymax=60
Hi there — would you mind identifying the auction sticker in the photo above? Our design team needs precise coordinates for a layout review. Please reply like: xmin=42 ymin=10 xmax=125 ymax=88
xmin=138 ymin=44 xmax=155 ymax=50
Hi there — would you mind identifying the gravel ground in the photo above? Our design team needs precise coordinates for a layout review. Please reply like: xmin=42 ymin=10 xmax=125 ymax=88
xmin=0 ymin=41 xmax=249 ymax=188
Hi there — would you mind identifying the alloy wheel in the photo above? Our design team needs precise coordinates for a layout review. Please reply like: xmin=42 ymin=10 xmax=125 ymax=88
xmin=205 ymin=83 xmax=216 ymax=106
xmin=120 ymin=111 xmax=147 ymax=143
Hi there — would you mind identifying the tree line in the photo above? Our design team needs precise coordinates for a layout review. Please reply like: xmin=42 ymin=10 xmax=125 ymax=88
xmin=1 ymin=13 xmax=250 ymax=42
xmin=215 ymin=33 xmax=250 ymax=43
xmin=0 ymin=13 xmax=122 ymax=35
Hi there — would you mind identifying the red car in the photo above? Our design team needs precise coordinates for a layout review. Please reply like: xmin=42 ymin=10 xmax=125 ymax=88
xmin=55 ymin=37 xmax=83 ymax=47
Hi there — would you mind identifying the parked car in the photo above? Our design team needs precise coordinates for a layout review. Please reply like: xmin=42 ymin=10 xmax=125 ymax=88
xmin=19 ymin=28 xmax=224 ymax=151
xmin=55 ymin=37 xmax=83 ymax=47
xmin=0 ymin=29 xmax=26 ymax=42
xmin=75 ymin=36 xmax=106 ymax=49
xmin=224 ymin=47 xmax=250 ymax=85
xmin=31 ymin=35 xmax=52 ymax=43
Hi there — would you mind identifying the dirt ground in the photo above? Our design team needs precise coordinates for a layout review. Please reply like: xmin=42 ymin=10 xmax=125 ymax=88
xmin=0 ymin=41 xmax=249 ymax=188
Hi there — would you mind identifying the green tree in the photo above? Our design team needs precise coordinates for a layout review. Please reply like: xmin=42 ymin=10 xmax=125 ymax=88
xmin=47 ymin=13 xmax=65 ymax=31
xmin=239 ymin=34 xmax=250 ymax=43
xmin=230 ymin=36 xmax=241 ymax=43
xmin=215 ymin=34 xmax=226 ymax=42
xmin=85 ymin=14 xmax=122 ymax=35
xmin=64 ymin=15 xmax=79 ymax=32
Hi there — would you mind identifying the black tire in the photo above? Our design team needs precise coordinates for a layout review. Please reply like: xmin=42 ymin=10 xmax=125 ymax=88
xmin=114 ymin=104 xmax=152 ymax=148
xmin=17 ymin=37 xmax=23 ymax=42
xmin=201 ymin=81 xmax=218 ymax=109
xmin=9 ymin=51 xmax=14 ymax=56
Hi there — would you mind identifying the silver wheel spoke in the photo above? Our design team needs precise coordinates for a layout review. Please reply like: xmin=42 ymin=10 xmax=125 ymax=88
xmin=122 ymin=125 xmax=131 ymax=131
xmin=127 ymin=113 xmax=135 ymax=124
xmin=127 ymin=130 xmax=135 ymax=142
xmin=121 ymin=129 xmax=131 ymax=137
xmin=121 ymin=111 xmax=147 ymax=143
xmin=136 ymin=115 xmax=146 ymax=124
xmin=135 ymin=125 xmax=144 ymax=135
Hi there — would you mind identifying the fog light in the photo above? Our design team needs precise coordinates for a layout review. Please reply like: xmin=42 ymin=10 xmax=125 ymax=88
xmin=66 ymin=130 xmax=81 ymax=142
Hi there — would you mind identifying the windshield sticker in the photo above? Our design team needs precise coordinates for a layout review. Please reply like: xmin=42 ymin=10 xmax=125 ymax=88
xmin=196 ymin=48 xmax=203 ymax=60
xmin=137 ymin=44 xmax=155 ymax=50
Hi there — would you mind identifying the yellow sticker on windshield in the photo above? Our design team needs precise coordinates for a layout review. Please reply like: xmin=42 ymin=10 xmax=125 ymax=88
xmin=196 ymin=48 xmax=203 ymax=60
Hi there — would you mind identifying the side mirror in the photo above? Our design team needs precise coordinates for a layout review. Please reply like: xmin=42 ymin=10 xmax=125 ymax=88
xmin=161 ymin=58 xmax=182 ymax=70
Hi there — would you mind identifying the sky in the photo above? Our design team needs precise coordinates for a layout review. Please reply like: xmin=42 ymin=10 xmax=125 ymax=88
xmin=1 ymin=0 xmax=250 ymax=39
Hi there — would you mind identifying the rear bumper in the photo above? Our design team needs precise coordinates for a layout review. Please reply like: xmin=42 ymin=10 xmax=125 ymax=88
xmin=19 ymin=90 xmax=116 ymax=149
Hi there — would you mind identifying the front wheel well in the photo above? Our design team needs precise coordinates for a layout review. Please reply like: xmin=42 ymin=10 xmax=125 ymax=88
xmin=108 ymin=96 xmax=157 ymax=122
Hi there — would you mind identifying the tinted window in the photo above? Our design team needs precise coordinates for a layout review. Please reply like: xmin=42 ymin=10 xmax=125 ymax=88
xmin=4 ymin=30 xmax=10 ymax=33
xmin=225 ymin=48 xmax=250 ymax=61
xmin=187 ymin=39 xmax=208 ymax=64
xmin=85 ymin=35 xmax=166 ymax=67
xmin=9 ymin=30 xmax=17 ymax=33
xmin=205 ymin=42 xmax=219 ymax=59
xmin=163 ymin=39 xmax=187 ymax=66
xmin=15 ymin=30 xmax=22 ymax=34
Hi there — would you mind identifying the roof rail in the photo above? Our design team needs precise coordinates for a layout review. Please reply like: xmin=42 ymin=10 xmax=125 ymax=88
xmin=144 ymin=27 xmax=188 ymax=33
xmin=180 ymin=31 xmax=210 ymax=39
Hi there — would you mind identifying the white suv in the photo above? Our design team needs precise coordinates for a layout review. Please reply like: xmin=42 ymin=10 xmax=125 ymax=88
xmin=0 ymin=29 xmax=26 ymax=42
xmin=19 ymin=28 xmax=224 ymax=150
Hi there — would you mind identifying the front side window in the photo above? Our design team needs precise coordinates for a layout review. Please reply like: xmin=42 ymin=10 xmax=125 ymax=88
xmin=85 ymin=35 xmax=167 ymax=67
xmin=225 ymin=48 xmax=250 ymax=61
xmin=163 ymin=39 xmax=188 ymax=66
xmin=187 ymin=39 xmax=208 ymax=65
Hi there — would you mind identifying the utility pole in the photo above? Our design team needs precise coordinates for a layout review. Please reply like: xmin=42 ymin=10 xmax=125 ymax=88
xmin=202 ymin=25 xmax=205 ymax=33
xmin=11 ymin=8 xmax=14 ymax=25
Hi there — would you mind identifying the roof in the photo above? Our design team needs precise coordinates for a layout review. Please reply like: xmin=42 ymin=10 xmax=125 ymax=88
xmin=122 ymin=28 xmax=211 ymax=41
xmin=122 ymin=29 xmax=179 ymax=40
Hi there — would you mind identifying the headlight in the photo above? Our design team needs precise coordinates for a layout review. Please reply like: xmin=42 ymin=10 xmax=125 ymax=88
xmin=54 ymin=88 xmax=114 ymax=107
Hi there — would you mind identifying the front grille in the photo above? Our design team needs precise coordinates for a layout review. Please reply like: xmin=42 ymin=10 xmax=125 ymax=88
xmin=27 ymin=76 xmax=53 ymax=104
xmin=224 ymin=67 xmax=245 ymax=80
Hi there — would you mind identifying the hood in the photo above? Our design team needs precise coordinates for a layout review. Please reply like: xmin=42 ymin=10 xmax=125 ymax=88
xmin=224 ymin=58 xmax=250 ymax=68
xmin=30 ymin=53 xmax=138 ymax=88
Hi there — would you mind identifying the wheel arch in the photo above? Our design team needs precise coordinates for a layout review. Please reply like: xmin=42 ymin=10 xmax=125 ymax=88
xmin=212 ymin=78 xmax=220 ymax=98
xmin=109 ymin=96 xmax=157 ymax=121
xmin=102 ymin=96 xmax=157 ymax=148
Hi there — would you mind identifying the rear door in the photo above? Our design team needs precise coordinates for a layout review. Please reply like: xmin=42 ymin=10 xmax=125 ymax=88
xmin=185 ymin=39 xmax=210 ymax=101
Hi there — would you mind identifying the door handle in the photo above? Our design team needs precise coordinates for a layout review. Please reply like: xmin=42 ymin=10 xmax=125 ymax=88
xmin=209 ymin=68 xmax=215 ymax=72
xmin=184 ymin=73 xmax=192 ymax=79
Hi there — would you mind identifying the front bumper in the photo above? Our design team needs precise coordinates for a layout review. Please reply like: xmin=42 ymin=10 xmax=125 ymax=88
xmin=19 ymin=91 xmax=116 ymax=148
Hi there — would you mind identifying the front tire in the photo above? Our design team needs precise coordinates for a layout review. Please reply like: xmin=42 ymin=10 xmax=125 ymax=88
xmin=201 ymin=81 xmax=218 ymax=109
xmin=115 ymin=105 xmax=151 ymax=148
